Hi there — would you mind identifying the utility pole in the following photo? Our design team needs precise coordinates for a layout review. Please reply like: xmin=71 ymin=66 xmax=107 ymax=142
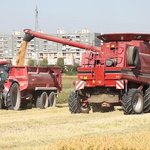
xmin=35 ymin=5 xmax=38 ymax=31
xmin=35 ymin=4 xmax=39 ymax=65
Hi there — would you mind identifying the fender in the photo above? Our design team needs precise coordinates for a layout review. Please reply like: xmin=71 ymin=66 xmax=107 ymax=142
xmin=3 ymin=79 xmax=20 ymax=100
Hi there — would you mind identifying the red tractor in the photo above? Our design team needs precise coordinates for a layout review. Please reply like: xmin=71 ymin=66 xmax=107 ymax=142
xmin=23 ymin=29 xmax=150 ymax=114
xmin=0 ymin=60 xmax=62 ymax=110
xmin=0 ymin=60 xmax=11 ymax=109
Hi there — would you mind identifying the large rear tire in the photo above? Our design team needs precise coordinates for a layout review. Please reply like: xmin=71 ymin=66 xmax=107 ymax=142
xmin=36 ymin=92 xmax=48 ymax=109
xmin=122 ymin=89 xmax=144 ymax=114
xmin=7 ymin=83 xmax=21 ymax=110
xmin=144 ymin=87 xmax=150 ymax=113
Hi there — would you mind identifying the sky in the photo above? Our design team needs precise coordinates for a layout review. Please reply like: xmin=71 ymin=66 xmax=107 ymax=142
xmin=0 ymin=0 xmax=150 ymax=34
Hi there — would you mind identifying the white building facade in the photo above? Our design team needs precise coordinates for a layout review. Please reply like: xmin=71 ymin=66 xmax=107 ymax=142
xmin=0 ymin=29 xmax=101 ymax=65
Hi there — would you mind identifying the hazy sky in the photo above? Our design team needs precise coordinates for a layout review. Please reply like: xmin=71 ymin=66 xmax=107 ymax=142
xmin=0 ymin=0 xmax=150 ymax=34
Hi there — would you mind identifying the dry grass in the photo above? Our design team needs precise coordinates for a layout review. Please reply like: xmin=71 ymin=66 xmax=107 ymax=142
xmin=48 ymin=133 xmax=150 ymax=150
xmin=0 ymin=76 xmax=150 ymax=150
xmin=0 ymin=106 xmax=150 ymax=150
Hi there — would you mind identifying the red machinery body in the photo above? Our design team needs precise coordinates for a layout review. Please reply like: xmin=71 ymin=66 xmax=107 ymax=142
xmin=7 ymin=66 xmax=62 ymax=92
xmin=4 ymin=66 xmax=62 ymax=100
xmin=1 ymin=61 xmax=62 ymax=110
xmin=77 ymin=34 xmax=150 ymax=89
xmin=23 ymin=30 xmax=150 ymax=114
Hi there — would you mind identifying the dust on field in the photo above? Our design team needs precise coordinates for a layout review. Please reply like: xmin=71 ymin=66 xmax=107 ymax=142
xmin=0 ymin=106 xmax=150 ymax=150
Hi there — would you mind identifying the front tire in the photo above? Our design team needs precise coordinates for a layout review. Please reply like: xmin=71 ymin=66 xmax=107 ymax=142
xmin=0 ymin=96 xmax=3 ymax=109
xmin=68 ymin=91 xmax=90 ymax=113
xmin=144 ymin=87 xmax=150 ymax=113
xmin=122 ymin=89 xmax=144 ymax=114
xmin=68 ymin=91 xmax=81 ymax=113
xmin=7 ymin=83 xmax=21 ymax=110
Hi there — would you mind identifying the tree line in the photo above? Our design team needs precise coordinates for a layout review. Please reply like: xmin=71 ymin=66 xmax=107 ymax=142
xmin=28 ymin=58 xmax=79 ymax=75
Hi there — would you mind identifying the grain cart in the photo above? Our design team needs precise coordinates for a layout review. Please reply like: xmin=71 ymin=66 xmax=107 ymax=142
xmin=0 ymin=36 xmax=62 ymax=110
xmin=3 ymin=66 xmax=62 ymax=110
xmin=23 ymin=29 xmax=150 ymax=114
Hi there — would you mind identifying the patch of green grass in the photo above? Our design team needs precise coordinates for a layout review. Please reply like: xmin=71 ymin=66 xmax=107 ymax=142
xmin=57 ymin=76 xmax=77 ymax=104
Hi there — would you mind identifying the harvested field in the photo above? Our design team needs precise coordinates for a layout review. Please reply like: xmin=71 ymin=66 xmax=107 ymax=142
xmin=0 ymin=106 xmax=150 ymax=150
xmin=0 ymin=76 xmax=150 ymax=150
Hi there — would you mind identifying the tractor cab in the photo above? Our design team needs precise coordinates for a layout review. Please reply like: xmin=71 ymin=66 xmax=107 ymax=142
xmin=0 ymin=60 xmax=11 ymax=84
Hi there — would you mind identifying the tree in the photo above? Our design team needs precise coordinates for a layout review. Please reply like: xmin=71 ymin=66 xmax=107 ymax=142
xmin=27 ymin=59 xmax=35 ymax=66
xmin=64 ymin=63 xmax=79 ymax=75
xmin=56 ymin=57 xmax=64 ymax=71
xmin=39 ymin=58 xmax=48 ymax=66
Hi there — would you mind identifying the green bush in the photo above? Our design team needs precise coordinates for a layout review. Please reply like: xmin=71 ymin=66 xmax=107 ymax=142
xmin=27 ymin=59 xmax=36 ymax=66
xmin=39 ymin=58 xmax=48 ymax=66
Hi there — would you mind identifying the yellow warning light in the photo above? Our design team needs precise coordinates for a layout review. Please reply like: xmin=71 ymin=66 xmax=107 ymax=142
xmin=84 ymin=76 xmax=87 ymax=80
xmin=106 ymin=45 xmax=110 ymax=48
xmin=93 ymin=80 xmax=95 ymax=83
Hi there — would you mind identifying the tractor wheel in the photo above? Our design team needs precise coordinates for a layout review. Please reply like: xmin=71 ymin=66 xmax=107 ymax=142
xmin=126 ymin=46 xmax=139 ymax=66
xmin=48 ymin=92 xmax=56 ymax=107
xmin=0 ymin=98 xmax=2 ymax=109
xmin=144 ymin=87 xmax=150 ymax=113
xmin=0 ymin=92 xmax=3 ymax=109
xmin=7 ymin=83 xmax=21 ymax=110
xmin=122 ymin=89 xmax=144 ymax=114
xmin=68 ymin=91 xmax=90 ymax=113
xmin=92 ymin=103 xmax=114 ymax=113
xmin=36 ymin=92 xmax=48 ymax=109
xmin=68 ymin=91 xmax=81 ymax=113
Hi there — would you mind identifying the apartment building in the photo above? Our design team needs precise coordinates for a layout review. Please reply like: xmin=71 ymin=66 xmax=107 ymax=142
xmin=0 ymin=34 xmax=12 ymax=59
xmin=0 ymin=29 xmax=100 ymax=65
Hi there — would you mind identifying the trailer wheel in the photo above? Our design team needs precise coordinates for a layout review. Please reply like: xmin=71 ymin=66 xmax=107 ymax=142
xmin=122 ymin=89 xmax=144 ymax=114
xmin=68 ymin=91 xmax=90 ymax=113
xmin=92 ymin=103 xmax=114 ymax=112
xmin=7 ymin=83 xmax=21 ymax=110
xmin=48 ymin=92 xmax=56 ymax=107
xmin=0 ymin=94 xmax=3 ymax=109
xmin=36 ymin=92 xmax=48 ymax=109
xmin=126 ymin=46 xmax=139 ymax=66
xmin=144 ymin=87 xmax=150 ymax=113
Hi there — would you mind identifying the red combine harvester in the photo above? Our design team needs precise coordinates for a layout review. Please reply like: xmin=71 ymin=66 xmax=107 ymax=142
xmin=21 ymin=29 xmax=150 ymax=114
